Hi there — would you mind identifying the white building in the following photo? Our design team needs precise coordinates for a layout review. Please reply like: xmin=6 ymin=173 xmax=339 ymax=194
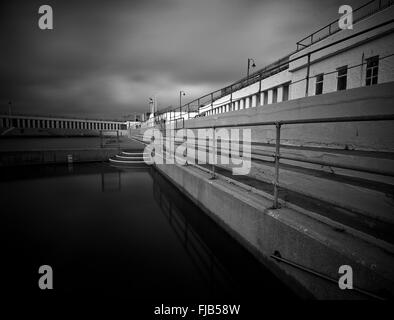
xmin=198 ymin=0 xmax=394 ymax=117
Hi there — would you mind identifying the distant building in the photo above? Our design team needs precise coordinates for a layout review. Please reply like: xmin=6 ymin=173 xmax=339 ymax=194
xmin=0 ymin=114 xmax=127 ymax=136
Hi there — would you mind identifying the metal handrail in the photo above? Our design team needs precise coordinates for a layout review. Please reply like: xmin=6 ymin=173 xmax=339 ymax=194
xmin=296 ymin=0 xmax=393 ymax=50
xmin=164 ymin=113 xmax=394 ymax=209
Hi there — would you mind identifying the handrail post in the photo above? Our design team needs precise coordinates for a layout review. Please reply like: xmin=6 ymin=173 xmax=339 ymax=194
xmin=273 ymin=122 xmax=281 ymax=208
xmin=117 ymin=130 xmax=120 ymax=152
xmin=305 ymin=53 xmax=311 ymax=97
xmin=210 ymin=126 xmax=216 ymax=180
xmin=230 ymin=85 xmax=233 ymax=110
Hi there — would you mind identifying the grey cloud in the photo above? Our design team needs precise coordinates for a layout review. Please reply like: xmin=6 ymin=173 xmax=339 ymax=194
xmin=0 ymin=0 xmax=354 ymax=118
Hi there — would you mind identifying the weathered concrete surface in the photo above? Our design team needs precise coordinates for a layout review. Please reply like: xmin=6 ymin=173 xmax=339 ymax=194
xmin=133 ymin=130 xmax=394 ymax=229
xmin=155 ymin=163 xmax=394 ymax=300
xmin=212 ymin=157 xmax=394 ymax=226
xmin=0 ymin=148 xmax=119 ymax=166
xmin=184 ymin=82 xmax=394 ymax=151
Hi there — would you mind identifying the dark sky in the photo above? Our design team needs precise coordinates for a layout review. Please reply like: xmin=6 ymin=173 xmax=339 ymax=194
xmin=0 ymin=0 xmax=362 ymax=119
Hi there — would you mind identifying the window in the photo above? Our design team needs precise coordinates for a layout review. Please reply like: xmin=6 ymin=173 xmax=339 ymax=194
xmin=337 ymin=66 xmax=347 ymax=91
xmin=366 ymin=56 xmax=379 ymax=86
xmin=315 ymin=74 xmax=324 ymax=95
xmin=263 ymin=91 xmax=268 ymax=105
xmin=282 ymin=84 xmax=289 ymax=101
xmin=272 ymin=88 xmax=278 ymax=103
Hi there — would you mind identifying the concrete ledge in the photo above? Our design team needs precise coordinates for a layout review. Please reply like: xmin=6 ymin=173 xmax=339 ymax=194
xmin=155 ymin=163 xmax=394 ymax=299
xmin=0 ymin=148 xmax=119 ymax=166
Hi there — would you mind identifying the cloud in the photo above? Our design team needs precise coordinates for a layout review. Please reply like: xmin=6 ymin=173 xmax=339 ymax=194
xmin=0 ymin=0 xmax=360 ymax=119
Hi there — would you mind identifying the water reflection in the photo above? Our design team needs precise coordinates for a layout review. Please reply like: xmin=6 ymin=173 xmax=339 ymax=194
xmin=152 ymin=169 xmax=235 ymax=296
xmin=101 ymin=171 xmax=122 ymax=192
xmin=0 ymin=163 xmax=296 ymax=302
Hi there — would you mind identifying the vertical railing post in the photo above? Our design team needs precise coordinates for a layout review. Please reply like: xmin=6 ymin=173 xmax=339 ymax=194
xmin=230 ymin=85 xmax=233 ymax=111
xmin=173 ymin=123 xmax=176 ymax=162
xmin=258 ymin=73 xmax=262 ymax=107
xmin=273 ymin=122 xmax=281 ymax=208
xmin=210 ymin=126 xmax=216 ymax=180
xmin=305 ymin=53 xmax=311 ymax=97
xmin=184 ymin=132 xmax=188 ymax=166
xmin=117 ymin=130 xmax=120 ymax=152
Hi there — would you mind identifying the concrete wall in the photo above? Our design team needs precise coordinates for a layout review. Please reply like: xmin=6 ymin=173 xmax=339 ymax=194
xmin=154 ymin=163 xmax=394 ymax=299
xmin=201 ymin=70 xmax=292 ymax=116
xmin=185 ymin=82 xmax=394 ymax=152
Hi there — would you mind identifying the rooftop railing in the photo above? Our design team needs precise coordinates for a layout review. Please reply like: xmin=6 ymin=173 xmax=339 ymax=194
xmin=296 ymin=0 xmax=394 ymax=51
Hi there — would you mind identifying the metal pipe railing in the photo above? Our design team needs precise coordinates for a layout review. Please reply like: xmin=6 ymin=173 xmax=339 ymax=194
xmin=168 ymin=113 xmax=394 ymax=209
xmin=296 ymin=0 xmax=393 ymax=51
xmin=271 ymin=251 xmax=386 ymax=300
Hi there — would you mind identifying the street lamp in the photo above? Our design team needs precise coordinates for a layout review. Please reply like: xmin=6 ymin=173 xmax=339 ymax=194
xmin=179 ymin=90 xmax=186 ymax=108
xmin=179 ymin=90 xmax=186 ymax=119
xmin=149 ymin=97 xmax=157 ymax=115
xmin=247 ymin=58 xmax=256 ymax=83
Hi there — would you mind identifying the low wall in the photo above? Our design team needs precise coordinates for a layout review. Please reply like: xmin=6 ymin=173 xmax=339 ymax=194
xmin=0 ymin=128 xmax=128 ymax=137
xmin=0 ymin=148 xmax=119 ymax=166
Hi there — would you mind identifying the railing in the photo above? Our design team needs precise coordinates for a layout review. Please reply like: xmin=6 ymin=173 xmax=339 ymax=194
xmin=164 ymin=113 xmax=394 ymax=209
xmin=296 ymin=0 xmax=393 ymax=51
xmin=152 ymin=54 xmax=291 ymax=123
xmin=151 ymin=18 xmax=394 ymax=127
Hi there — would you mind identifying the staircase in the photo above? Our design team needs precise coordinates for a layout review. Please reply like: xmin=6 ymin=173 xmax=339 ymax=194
xmin=109 ymin=150 xmax=149 ymax=167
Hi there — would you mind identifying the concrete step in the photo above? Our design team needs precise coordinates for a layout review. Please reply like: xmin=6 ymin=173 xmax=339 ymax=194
xmin=108 ymin=149 xmax=149 ymax=166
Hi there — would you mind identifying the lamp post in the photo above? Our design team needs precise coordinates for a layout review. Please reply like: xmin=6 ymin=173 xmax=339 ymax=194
xmin=149 ymin=97 xmax=158 ymax=125
xmin=179 ymin=90 xmax=186 ymax=118
xmin=179 ymin=90 xmax=186 ymax=108
xmin=149 ymin=98 xmax=155 ymax=115
xmin=247 ymin=58 xmax=256 ymax=84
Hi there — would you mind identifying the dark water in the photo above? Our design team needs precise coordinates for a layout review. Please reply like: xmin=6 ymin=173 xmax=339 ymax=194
xmin=1 ymin=163 xmax=296 ymax=304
